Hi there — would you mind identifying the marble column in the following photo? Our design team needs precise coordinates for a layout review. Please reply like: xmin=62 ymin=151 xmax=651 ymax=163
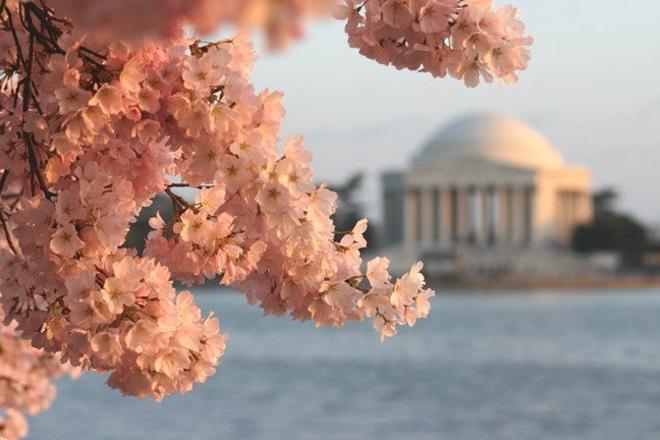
xmin=477 ymin=187 xmax=492 ymax=247
xmin=508 ymin=187 xmax=517 ymax=244
xmin=456 ymin=186 xmax=469 ymax=244
xmin=439 ymin=187 xmax=452 ymax=249
xmin=567 ymin=191 xmax=578 ymax=243
xmin=404 ymin=189 xmax=419 ymax=246
xmin=475 ymin=187 xmax=485 ymax=246
xmin=559 ymin=191 xmax=569 ymax=244
xmin=511 ymin=186 xmax=526 ymax=245
xmin=497 ymin=186 xmax=512 ymax=244
xmin=567 ymin=191 xmax=575 ymax=231
xmin=467 ymin=186 xmax=477 ymax=245
xmin=487 ymin=186 xmax=497 ymax=246
xmin=432 ymin=188 xmax=440 ymax=244
xmin=523 ymin=186 xmax=535 ymax=246
xmin=450 ymin=187 xmax=458 ymax=246
xmin=420 ymin=188 xmax=435 ymax=246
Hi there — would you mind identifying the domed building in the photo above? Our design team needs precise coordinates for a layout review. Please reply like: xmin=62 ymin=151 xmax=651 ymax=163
xmin=381 ymin=113 xmax=593 ymax=275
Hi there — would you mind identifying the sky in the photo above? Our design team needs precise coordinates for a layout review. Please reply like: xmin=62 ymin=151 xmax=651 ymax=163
xmin=249 ymin=0 xmax=660 ymax=223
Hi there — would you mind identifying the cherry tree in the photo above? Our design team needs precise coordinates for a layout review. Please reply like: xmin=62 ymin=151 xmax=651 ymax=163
xmin=0 ymin=1 xmax=532 ymax=438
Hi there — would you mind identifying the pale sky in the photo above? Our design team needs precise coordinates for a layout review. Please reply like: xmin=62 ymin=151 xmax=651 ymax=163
xmin=250 ymin=0 xmax=660 ymax=223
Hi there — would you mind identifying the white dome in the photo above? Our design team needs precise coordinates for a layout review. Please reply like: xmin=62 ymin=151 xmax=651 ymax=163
xmin=413 ymin=113 xmax=563 ymax=170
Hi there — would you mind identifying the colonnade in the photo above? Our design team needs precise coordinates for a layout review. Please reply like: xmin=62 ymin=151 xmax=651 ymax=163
xmin=404 ymin=185 xmax=535 ymax=249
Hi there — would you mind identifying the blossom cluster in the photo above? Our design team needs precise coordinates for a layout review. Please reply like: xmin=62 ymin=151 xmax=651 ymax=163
xmin=0 ymin=307 xmax=74 ymax=440
xmin=0 ymin=0 xmax=435 ymax=409
xmin=48 ymin=0 xmax=333 ymax=48
xmin=0 ymin=0 xmax=531 ymax=434
xmin=336 ymin=0 xmax=533 ymax=86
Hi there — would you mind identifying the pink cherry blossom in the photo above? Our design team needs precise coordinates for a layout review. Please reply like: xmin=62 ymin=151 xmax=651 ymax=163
xmin=338 ymin=0 xmax=532 ymax=86
xmin=48 ymin=0 xmax=333 ymax=48
xmin=381 ymin=0 xmax=414 ymax=28
xmin=55 ymin=86 xmax=93 ymax=114
xmin=0 ymin=306 xmax=76 ymax=440
xmin=0 ymin=0 xmax=532 ymax=435
xmin=89 ymin=85 xmax=126 ymax=115
xmin=50 ymin=224 xmax=85 ymax=258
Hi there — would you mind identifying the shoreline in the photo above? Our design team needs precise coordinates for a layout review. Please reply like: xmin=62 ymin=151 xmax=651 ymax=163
xmin=426 ymin=276 xmax=660 ymax=292
xmin=189 ymin=276 xmax=660 ymax=293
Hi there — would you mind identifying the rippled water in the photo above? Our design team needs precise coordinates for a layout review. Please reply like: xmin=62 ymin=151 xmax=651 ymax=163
xmin=29 ymin=288 xmax=660 ymax=440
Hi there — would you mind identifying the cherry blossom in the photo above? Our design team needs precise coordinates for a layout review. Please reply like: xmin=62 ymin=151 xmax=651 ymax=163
xmin=337 ymin=0 xmax=533 ymax=86
xmin=0 ymin=306 xmax=75 ymax=440
xmin=47 ymin=0 xmax=333 ymax=48
xmin=0 ymin=4 xmax=432 ymax=404
xmin=0 ymin=0 xmax=531 ymax=437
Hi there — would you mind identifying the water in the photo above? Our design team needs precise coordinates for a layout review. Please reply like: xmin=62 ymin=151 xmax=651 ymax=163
xmin=29 ymin=288 xmax=660 ymax=440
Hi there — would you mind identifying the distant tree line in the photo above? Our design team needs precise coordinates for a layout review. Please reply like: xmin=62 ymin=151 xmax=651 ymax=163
xmin=571 ymin=188 xmax=648 ymax=268
xmin=327 ymin=172 xmax=378 ymax=249
xmin=125 ymin=193 xmax=173 ymax=254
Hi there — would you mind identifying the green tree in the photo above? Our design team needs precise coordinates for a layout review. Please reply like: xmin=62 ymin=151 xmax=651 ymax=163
xmin=124 ymin=193 xmax=173 ymax=253
xmin=572 ymin=188 xmax=648 ymax=268
xmin=328 ymin=172 xmax=378 ymax=248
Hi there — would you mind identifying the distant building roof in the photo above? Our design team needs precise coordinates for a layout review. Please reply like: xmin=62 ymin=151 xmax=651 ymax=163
xmin=412 ymin=113 xmax=564 ymax=170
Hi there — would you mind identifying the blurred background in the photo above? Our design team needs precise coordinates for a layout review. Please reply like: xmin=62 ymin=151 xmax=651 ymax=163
xmin=249 ymin=0 xmax=660 ymax=286
xmin=35 ymin=1 xmax=660 ymax=439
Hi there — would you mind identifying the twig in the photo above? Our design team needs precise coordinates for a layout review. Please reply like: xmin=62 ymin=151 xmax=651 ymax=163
xmin=0 ymin=170 xmax=9 ymax=193
xmin=0 ymin=210 xmax=17 ymax=254
xmin=168 ymin=182 xmax=214 ymax=189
